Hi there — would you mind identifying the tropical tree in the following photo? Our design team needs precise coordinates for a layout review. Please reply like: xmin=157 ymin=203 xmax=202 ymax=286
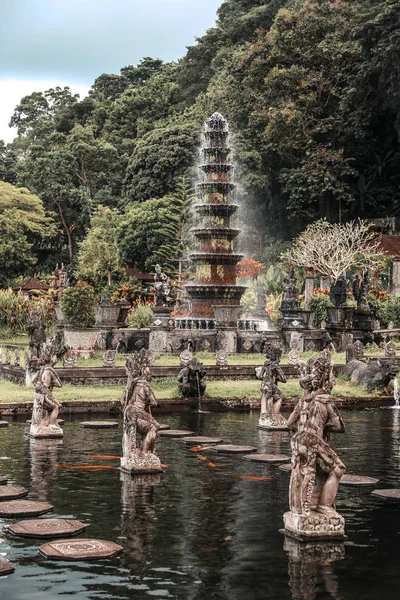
xmin=77 ymin=205 xmax=123 ymax=289
xmin=0 ymin=181 xmax=53 ymax=285
xmin=281 ymin=219 xmax=386 ymax=283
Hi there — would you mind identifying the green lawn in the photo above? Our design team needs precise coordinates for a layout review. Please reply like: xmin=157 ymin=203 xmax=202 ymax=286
xmin=0 ymin=374 xmax=378 ymax=405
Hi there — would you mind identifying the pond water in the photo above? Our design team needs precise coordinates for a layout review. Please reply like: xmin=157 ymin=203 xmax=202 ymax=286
xmin=1 ymin=408 xmax=400 ymax=600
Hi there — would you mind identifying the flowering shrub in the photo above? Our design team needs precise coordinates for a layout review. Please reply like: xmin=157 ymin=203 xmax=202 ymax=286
xmin=309 ymin=294 xmax=332 ymax=328
xmin=61 ymin=281 xmax=96 ymax=326
xmin=126 ymin=302 xmax=154 ymax=329
xmin=265 ymin=292 xmax=283 ymax=324
xmin=0 ymin=289 xmax=30 ymax=335
xmin=236 ymin=258 xmax=265 ymax=279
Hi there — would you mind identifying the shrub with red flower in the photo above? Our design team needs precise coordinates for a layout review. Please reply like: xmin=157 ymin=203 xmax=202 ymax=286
xmin=236 ymin=258 xmax=265 ymax=279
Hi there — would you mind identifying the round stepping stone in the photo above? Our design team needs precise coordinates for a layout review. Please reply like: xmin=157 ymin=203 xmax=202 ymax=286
xmin=26 ymin=419 xmax=64 ymax=425
xmin=0 ymin=555 xmax=15 ymax=576
xmin=9 ymin=518 xmax=86 ymax=539
xmin=0 ymin=476 xmax=8 ymax=486
xmin=158 ymin=424 xmax=170 ymax=430
xmin=0 ymin=486 xmax=29 ymax=501
xmin=0 ymin=421 xmax=9 ymax=428
xmin=279 ymin=463 xmax=293 ymax=472
xmin=371 ymin=489 xmax=400 ymax=500
xmin=0 ymin=500 xmax=53 ymax=518
xmin=242 ymin=453 xmax=290 ymax=463
xmin=341 ymin=475 xmax=380 ymax=486
xmin=180 ymin=436 xmax=223 ymax=445
xmin=211 ymin=445 xmax=258 ymax=454
xmin=158 ymin=430 xmax=195 ymax=437
xmin=39 ymin=538 xmax=123 ymax=561
xmin=79 ymin=421 xmax=118 ymax=429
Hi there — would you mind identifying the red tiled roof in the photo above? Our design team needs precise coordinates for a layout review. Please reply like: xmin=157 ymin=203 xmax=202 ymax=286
xmin=372 ymin=234 xmax=400 ymax=257
xmin=13 ymin=277 xmax=50 ymax=291
xmin=125 ymin=267 xmax=153 ymax=281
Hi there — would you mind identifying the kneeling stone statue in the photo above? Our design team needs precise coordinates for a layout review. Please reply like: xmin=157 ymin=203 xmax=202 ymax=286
xmin=284 ymin=350 xmax=346 ymax=540
xmin=120 ymin=350 xmax=162 ymax=474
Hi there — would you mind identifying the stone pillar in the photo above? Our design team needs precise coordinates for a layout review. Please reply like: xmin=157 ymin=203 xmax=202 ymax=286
xmin=393 ymin=258 xmax=400 ymax=296
xmin=320 ymin=276 xmax=330 ymax=290
xmin=304 ymin=273 xmax=315 ymax=308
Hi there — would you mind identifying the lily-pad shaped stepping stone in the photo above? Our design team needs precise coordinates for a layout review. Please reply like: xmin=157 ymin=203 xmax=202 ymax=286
xmin=79 ymin=421 xmax=118 ymax=429
xmin=26 ymin=419 xmax=64 ymax=425
xmin=158 ymin=430 xmax=195 ymax=437
xmin=0 ymin=500 xmax=53 ymax=518
xmin=158 ymin=424 xmax=170 ymax=430
xmin=371 ymin=489 xmax=400 ymax=500
xmin=279 ymin=463 xmax=293 ymax=472
xmin=243 ymin=453 xmax=290 ymax=463
xmin=0 ymin=555 xmax=15 ymax=576
xmin=341 ymin=475 xmax=379 ymax=486
xmin=180 ymin=436 xmax=223 ymax=445
xmin=211 ymin=445 xmax=257 ymax=454
xmin=0 ymin=486 xmax=29 ymax=501
xmin=9 ymin=518 xmax=86 ymax=539
xmin=39 ymin=538 xmax=123 ymax=561
xmin=0 ymin=476 xmax=7 ymax=486
xmin=0 ymin=421 xmax=9 ymax=428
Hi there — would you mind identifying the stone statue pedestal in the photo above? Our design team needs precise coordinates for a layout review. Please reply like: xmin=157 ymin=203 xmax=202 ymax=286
xmin=149 ymin=307 xmax=174 ymax=353
xmin=283 ymin=508 xmax=345 ymax=541
xmin=29 ymin=423 xmax=63 ymax=439
xmin=258 ymin=414 xmax=288 ymax=430
xmin=120 ymin=451 xmax=162 ymax=475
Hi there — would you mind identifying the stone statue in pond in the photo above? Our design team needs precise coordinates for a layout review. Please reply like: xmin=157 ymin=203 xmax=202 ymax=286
xmin=27 ymin=306 xmax=46 ymax=360
xmin=284 ymin=350 xmax=346 ymax=540
xmin=256 ymin=343 xmax=288 ymax=429
xmin=178 ymin=358 xmax=206 ymax=398
xmin=120 ymin=349 xmax=162 ymax=474
xmin=154 ymin=264 xmax=171 ymax=307
xmin=30 ymin=336 xmax=63 ymax=438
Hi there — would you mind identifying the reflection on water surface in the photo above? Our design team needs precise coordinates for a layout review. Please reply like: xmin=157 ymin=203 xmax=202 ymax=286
xmin=0 ymin=409 xmax=400 ymax=599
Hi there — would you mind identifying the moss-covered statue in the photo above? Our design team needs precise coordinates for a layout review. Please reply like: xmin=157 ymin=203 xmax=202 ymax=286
xmin=177 ymin=358 xmax=206 ymax=398
xmin=120 ymin=349 xmax=162 ymax=474
xmin=256 ymin=343 xmax=287 ymax=429
xmin=284 ymin=350 xmax=346 ymax=540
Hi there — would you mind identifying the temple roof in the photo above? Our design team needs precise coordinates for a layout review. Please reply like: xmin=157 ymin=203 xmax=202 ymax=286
xmin=373 ymin=234 xmax=400 ymax=257
xmin=12 ymin=277 xmax=50 ymax=291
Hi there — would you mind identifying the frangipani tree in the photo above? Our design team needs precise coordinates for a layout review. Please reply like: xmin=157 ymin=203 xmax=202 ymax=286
xmin=281 ymin=220 xmax=386 ymax=282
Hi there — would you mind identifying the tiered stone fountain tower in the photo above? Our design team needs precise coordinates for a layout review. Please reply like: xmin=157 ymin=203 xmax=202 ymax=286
xmin=185 ymin=113 xmax=246 ymax=333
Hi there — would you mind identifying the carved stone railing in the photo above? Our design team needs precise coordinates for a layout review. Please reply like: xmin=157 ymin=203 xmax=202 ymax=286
xmin=238 ymin=319 xmax=274 ymax=331
xmin=0 ymin=345 xmax=28 ymax=368
xmin=175 ymin=318 xmax=216 ymax=330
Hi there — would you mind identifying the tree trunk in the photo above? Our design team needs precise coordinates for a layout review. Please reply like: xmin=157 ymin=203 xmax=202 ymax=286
xmin=56 ymin=200 xmax=73 ymax=261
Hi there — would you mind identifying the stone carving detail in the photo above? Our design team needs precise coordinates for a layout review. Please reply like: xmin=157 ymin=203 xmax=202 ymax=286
xmin=329 ymin=275 xmax=347 ymax=307
xmin=216 ymin=349 xmax=228 ymax=369
xmin=154 ymin=264 xmax=171 ymax=307
xmin=63 ymin=350 xmax=78 ymax=368
xmin=149 ymin=330 xmax=167 ymax=352
xmin=385 ymin=341 xmax=397 ymax=358
xmin=243 ymin=339 xmax=253 ymax=352
xmin=23 ymin=351 xmax=30 ymax=369
xmin=201 ymin=339 xmax=211 ymax=351
xmin=120 ymin=350 xmax=162 ymax=474
xmin=284 ymin=350 xmax=346 ymax=540
xmin=342 ymin=359 xmax=398 ymax=392
xmin=14 ymin=349 xmax=21 ymax=366
xmin=281 ymin=268 xmax=300 ymax=311
xmin=179 ymin=349 xmax=193 ymax=367
xmin=102 ymin=350 xmax=116 ymax=368
xmin=217 ymin=330 xmax=237 ymax=353
xmin=5 ymin=348 xmax=11 ymax=365
xmin=256 ymin=343 xmax=288 ymax=429
xmin=287 ymin=343 xmax=306 ymax=376
xmin=27 ymin=306 xmax=46 ymax=360
xmin=305 ymin=341 xmax=316 ymax=352
xmin=30 ymin=337 xmax=63 ymax=438
xmin=178 ymin=358 xmax=206 ymax=398
xmin=353 ymin=340 xmax=364 ymax=359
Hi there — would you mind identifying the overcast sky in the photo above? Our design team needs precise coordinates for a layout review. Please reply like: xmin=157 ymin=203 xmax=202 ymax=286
xmin=0 ymin=0 xmax=222 ymax=142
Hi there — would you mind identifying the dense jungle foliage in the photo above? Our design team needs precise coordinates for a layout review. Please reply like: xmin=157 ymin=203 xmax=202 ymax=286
xmin=1 ymin=0 xmax=400 ymax=283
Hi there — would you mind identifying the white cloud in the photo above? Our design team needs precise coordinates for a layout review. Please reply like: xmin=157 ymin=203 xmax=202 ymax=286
xmin=0 ymin=78 xmax=90 ymax=143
